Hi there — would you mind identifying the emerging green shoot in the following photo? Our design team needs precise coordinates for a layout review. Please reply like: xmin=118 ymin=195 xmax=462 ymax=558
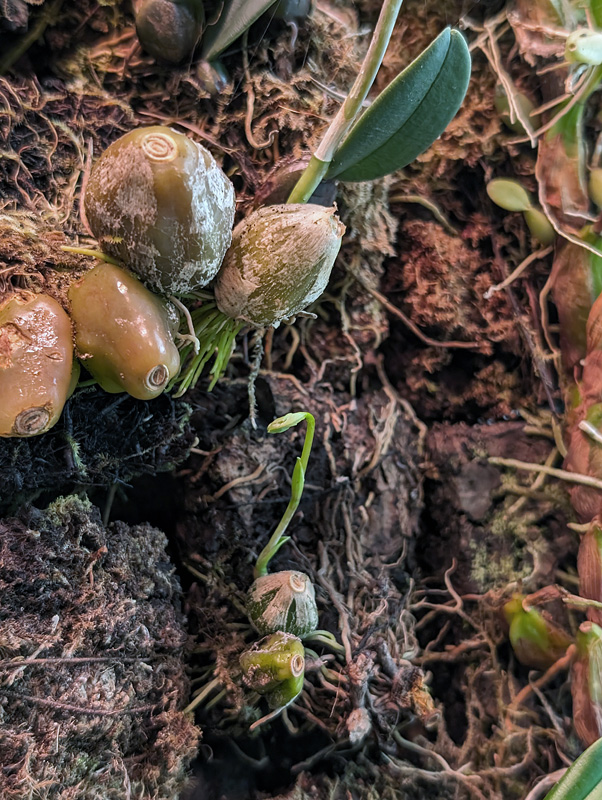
xmin=487 ymin=178 xmax=555 ymax=245
xmin=254 ymin=411 xmax=315 ymax=578
xmin=171 ymin=301 xmax=243 ymax=396
xmin=287 ymin=0 xmax=404 ymax=203
xmin=503 ymin=594 xmax=572 ymax=670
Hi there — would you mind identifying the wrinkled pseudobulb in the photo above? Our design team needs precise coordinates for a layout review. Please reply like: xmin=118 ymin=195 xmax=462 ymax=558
xmin=0 ymin=293 xmax=73 ymax=437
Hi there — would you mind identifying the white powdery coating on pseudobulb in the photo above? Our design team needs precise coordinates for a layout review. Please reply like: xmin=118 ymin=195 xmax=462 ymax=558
xmin=215 ymin=203 xmax=345 ymax=327
xmin=85 ymin=128 xmax=235 ymax=295
xmin=86 ymin=141 xmax=159 ymax=260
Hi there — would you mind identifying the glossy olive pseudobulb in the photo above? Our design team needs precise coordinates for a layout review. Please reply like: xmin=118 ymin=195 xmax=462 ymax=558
xmin=239 ymin=631 xmax=305 ymax=709
xmin=215 ymin=204 xmax=345 ymax=327
xmin=503 ymin=594 xmax=572 ymax=670
xmin=84 ymin=126 xmax=235 ymax=295
xmin=68 ymin=262 xmax=180 ymax=400
xmin=0 ymin=293 xmax=73 ymax=437
xmin=134 ymin=0 xmax=204 ymax=64
xmin=247 ymin=570 xmax=319 ymax=638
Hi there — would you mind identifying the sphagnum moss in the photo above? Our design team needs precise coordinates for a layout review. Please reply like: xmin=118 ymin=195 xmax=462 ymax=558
xmin=0 ymin=495 xmax=199 ymax=800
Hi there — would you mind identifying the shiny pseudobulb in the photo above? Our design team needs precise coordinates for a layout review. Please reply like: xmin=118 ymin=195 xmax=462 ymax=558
xmin=0 ymin=293 xmax=73 ymax=437
xmin=68 ymin=262 xmax=180 ymax=400
xmin=503 ymin=594 xmax=572 ymax=670
xmin=240 ymin=631 xmax=305 ymax=709
xmin=85 ymin=126 xmax=235 ymax=295
xmin=134 ymin=0 xmax=205 ymax=64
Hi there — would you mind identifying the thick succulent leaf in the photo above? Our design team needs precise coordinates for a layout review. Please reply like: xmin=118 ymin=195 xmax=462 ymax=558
xmin=486 ymin=179 xmax=533 ymax=212
xmin=326 ymin=28 xmax=471 ymax=183
xmin=543 ymin=737 xmax=602 ymax=799
xmin=201 ymin=0 xmax=278 ymax=61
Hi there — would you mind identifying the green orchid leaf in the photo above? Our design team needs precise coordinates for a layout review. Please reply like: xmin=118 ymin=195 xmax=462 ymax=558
xmin=201 ymin=0 xmax=278 ymax=61
xmin=326 ymin=28 xmax=471 ymax=183
xmin=591 ymin=0 xmax=602 ymax=30
xmin=543 ymin=737 xmax=602 ymax=799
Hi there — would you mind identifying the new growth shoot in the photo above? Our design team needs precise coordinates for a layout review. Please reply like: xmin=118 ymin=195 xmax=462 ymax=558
xmin=254 ymin=411 xmax=315 ymax=578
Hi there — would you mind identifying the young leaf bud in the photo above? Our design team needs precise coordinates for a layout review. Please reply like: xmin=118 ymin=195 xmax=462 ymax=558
xmin=240 ymin=631 xmax=305 ymax=709
xmin=68 ymin=262 xmax=180 ymax=400
xmin=523 ymin=208 xmax=555 ymax=246
xmin=247 ymin=570 xmax=319 ymax=638
xmin=486 ymin=179 xmax=533 ymax=212
xmin=0 ymin=294 xmax=73 ymax=437
xmin=503 ymin=594 xmax=572 ymax=670
xmin=214 ymin=204 xmax=345 ymax=328
xmin=572 ymin=622 xmax=602 ymax=746
xmin=134 ymin=0 xmax=204 ymax=64
xmin=84 ymin=126 xmax=235 ymax=295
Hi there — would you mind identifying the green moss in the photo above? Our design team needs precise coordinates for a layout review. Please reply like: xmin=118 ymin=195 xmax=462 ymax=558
xmin=469 ymin=538 xmax=531 ymax=592
xmin=489 ymin=508 xmax=533 ymax=541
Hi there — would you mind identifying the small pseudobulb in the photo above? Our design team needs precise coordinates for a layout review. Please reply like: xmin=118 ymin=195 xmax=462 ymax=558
xmin=0 ymin=293 xmax=73 ymax=437
xmin=215 ymin=203 xmax=345 ymax=327
xmin=68 ymin=262 xmax=180 ymax=400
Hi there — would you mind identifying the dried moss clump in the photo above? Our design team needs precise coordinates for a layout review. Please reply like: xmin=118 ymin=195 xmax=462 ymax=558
xmin=0 ymin=495 xmax=199 ymax=800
